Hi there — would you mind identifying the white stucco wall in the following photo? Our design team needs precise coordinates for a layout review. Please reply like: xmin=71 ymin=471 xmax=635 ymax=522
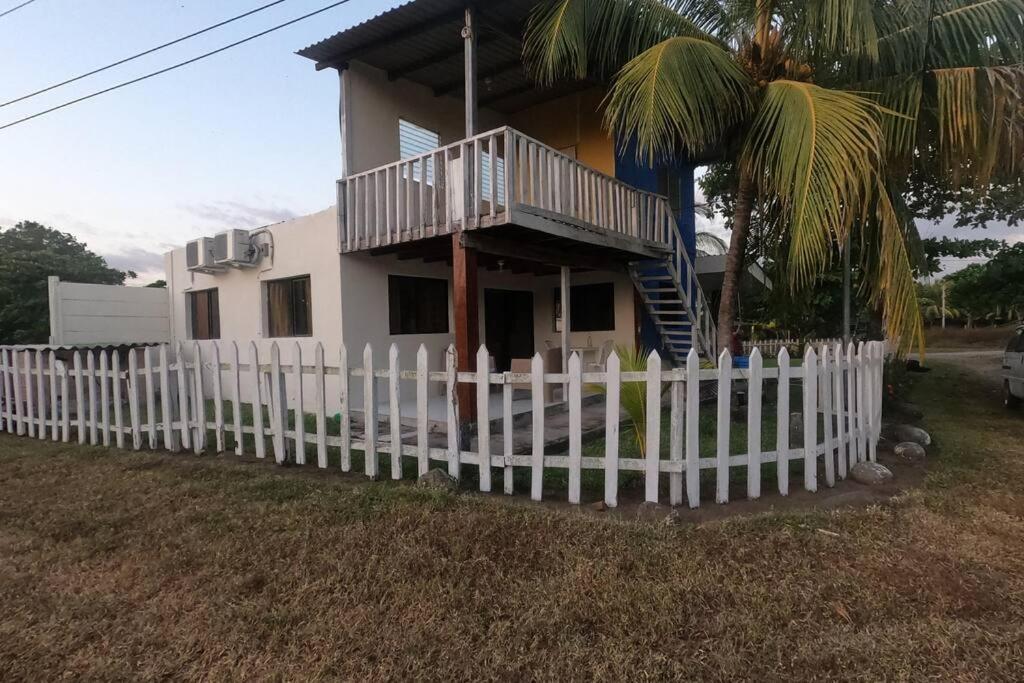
xmin=339 ymin=251 xmax=637 ymax=402
xmin=345 ymin=61 xmax=508 ymax=175
xmin=165 ymin=207 xmax=636 ymax=414
xmin=166 ymin=207 xmax=345 ymax=410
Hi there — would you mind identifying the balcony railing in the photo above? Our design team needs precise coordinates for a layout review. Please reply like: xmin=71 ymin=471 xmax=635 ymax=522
xmin=335 ymin=126 xmax=675 ymax=253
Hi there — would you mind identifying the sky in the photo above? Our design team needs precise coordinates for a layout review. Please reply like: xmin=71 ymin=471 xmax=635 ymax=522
xmin=0 ymin=0 xmax=406 ymax=283
xmin=692 ymin=177 xmax=1024 ymax=280
xmin=1 ymin=0 xmax=1019 ymax=285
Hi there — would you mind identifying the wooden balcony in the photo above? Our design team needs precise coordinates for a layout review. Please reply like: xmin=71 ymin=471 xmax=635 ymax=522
xmin=335 ymin=127 xmax=674 ymax=260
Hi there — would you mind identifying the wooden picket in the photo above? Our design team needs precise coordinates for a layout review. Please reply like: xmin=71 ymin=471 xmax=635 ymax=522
xmin=0 ymin=340 xmax=887 ymax=509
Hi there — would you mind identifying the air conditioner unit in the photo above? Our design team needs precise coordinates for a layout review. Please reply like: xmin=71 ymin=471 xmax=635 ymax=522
xmin=213 ymin=229 xmax=256 ymax=267
xmin=185 ymin=237 xmax=222 ymax=273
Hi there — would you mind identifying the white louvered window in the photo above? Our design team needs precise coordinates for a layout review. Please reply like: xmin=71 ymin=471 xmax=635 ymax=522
xmin=399 ymin=118 xmax=439 ymax=185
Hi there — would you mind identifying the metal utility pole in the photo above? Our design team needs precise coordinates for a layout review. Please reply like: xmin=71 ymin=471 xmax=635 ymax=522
xmin=941 ymin=282 xmax=948 ymax=329
xmin=463 ymin=6 xmax=477 ymax=138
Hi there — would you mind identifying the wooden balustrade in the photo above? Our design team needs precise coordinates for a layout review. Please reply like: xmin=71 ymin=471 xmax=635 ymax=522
xmin=335 ymin=127 xmax=674 ymax=253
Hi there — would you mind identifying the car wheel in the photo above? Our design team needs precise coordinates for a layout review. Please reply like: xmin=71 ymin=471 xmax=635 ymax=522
xmin=1005 ymin=381 xmax=1021 ymax=410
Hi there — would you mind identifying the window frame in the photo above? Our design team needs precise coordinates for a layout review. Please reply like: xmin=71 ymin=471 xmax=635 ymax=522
xmin=264 ymin=275 xmax=313 ymax=339
xmin=399 ymin=118 xmax=441 ymax=185
xmin=187 ymin=288 xmax=220 ymax=341
xmin=553 ymin=282 xmax=616 ymax=333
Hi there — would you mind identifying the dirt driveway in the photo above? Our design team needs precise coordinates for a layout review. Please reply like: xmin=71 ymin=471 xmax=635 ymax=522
xmin=913 ymin=350 xmax=1007 ymax=410
xmin=921 ymin=349 xmax=1005 ymax=380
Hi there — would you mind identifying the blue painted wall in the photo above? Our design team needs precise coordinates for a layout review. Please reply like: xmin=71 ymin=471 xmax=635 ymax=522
xmin=613 ymin=139 xmax=697 ymax=260
xmin=615 ymin=141 xmax=698 ymax=352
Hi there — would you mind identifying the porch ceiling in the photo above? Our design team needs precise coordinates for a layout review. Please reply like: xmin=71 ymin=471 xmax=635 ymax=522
xmin=361 ymin=225 xmax=648 ymax=276
xmin=297 ymin=0 xmax=591 ymax=113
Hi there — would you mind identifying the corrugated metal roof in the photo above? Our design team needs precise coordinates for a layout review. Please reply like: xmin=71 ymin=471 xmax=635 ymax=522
xmin=296 ymin=0 xmax=582 ymax=113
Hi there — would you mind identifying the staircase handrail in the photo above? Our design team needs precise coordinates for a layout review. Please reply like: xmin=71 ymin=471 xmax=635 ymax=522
xmin=657 ymin=197 xmax=719 ymax=361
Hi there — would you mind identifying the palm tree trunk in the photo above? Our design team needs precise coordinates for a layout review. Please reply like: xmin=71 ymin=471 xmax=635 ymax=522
xmin=716 ymin=169 xmax=756 ymax=351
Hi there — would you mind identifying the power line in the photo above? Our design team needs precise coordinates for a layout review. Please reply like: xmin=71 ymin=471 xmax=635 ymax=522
xmin=0 ymin=0 xmax=354 ymax=132
xmin=1 ymin=0 xmax=292 ymax=108
xmin=0 ymin=0 xmax=37 ymax=20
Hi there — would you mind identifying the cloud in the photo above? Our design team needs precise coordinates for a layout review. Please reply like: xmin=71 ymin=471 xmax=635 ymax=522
xmin=916 ymin=216 xmax=1024 ymax=275
xmin=183 ymin=200 xmax=299 ymax=230
xmin=102 ymin=247 xmax=166 ymax=281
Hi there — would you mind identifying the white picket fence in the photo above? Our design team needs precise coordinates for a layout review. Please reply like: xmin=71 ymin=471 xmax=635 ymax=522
xmin=741 ymin=338 xmax=843 ymax=357
xmin=0 ymin=340 xmax=884 ymax=508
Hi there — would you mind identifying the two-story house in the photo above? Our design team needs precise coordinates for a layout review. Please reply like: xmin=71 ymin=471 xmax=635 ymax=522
xmin=164 ymin=0 xmax=720 ymax=417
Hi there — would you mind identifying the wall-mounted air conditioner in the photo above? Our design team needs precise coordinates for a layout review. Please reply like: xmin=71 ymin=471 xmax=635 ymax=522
xmin=213 ymin=229 xmax=256 ymax=267
xmin=185 ymin=237 xmax=223 ymax=273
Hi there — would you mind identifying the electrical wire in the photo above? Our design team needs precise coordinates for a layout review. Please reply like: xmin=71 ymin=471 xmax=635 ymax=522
xmin=0 ymin=0 xmax=353 ymax=132
xmin=0 ymin=0 xmax=36 ymax=20
xmin=1 ymin=0 xmax=292 ymax=108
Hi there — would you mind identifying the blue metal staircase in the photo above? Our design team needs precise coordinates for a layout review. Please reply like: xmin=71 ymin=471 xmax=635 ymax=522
xmin=629 ymin=212 xmax=718 ymax=366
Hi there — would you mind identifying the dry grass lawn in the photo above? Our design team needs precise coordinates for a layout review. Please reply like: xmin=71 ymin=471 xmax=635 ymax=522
xmin=924 ymin=324 xmax=1018 ymax=349
xmin=2 ymin=359 xmax=1024 ymax=680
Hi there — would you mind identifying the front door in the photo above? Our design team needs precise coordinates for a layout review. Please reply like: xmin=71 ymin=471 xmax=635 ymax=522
xmin=484 ymin=289 xmax=534 ymax=371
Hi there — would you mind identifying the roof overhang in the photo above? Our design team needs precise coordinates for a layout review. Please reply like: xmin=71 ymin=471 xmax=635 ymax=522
xmin=695 ymin=255 xmax=774 ymax=292
xmin=297 ymin=0 xmax=591 ymax=114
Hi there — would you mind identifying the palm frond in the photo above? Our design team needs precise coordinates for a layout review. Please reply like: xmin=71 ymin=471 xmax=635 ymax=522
xmin=932 ymin=64 xmax=1024 ymax=184
xmin=589 ymin=345 xmax=657 ymax=453
xmin=742 ymin=80 xmax=885 ymax=288
xmin=783 ymin=0 xmax=880 ymax=64
xmin=870 ymin=0 xmax=1024 ymax=75
xmin=696 ymin=231 xmax=730 ymax=255
xmin=604 ymin=36 xmax=754 ymax=162
xmin=867 ymin=180 xmax=926 ymax=354
xmin=524 ymin=0 xmax=723 ymax=86
xmin=524 ymin=0 xmax=590 ymax=85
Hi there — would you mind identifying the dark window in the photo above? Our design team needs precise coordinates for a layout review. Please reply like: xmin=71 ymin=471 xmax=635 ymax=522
xmin=554 ymin=282 xmax=615 ymax=332
xmin=389 ymin=275 xmax=449 ymax=335
xmin=658 ymin=169 xmax=684 ymax=216
xmin=188 ymin=289 xmax=220 ymax=340
xmin=266 ymin=276 xmax=312 ymax=337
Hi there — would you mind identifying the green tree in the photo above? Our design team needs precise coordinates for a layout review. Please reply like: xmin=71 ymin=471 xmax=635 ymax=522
xmin=947 ymin=243 xmax=1024 ymax=325
xmin=525 ymin=0 xmax=1024 ymax=353
xmin=0 ymin=221 xmax=134 ymax=344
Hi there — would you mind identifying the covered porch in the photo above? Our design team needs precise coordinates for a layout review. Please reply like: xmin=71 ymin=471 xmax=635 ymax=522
xmin=346 ymin=230 xmax=642 ymax=420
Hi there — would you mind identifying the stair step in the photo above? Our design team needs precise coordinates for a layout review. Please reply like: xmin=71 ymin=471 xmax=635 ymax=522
xmin=645 ymin=299 xmax=685 ymax=305
xmin=638 ymin=287 xmax=678 ymax=293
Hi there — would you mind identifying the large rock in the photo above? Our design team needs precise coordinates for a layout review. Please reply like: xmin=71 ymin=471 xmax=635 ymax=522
xmin=894 ymin=441 xmax=926 ymax=461
xmin=850 ymin=461 xmax=893 ymax=486
xmin=889 ymin=424 xmax=931 ymax=447
xmin=417 ymin=468 xmax=458 ymax=492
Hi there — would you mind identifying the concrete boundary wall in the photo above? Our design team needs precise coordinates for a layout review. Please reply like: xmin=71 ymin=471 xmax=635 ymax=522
xmin=48 ymin=277 xmax=170 ymax=346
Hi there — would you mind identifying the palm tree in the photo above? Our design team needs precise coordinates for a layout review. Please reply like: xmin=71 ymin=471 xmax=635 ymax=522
xmin=524 ymin=0 xmax=1023 ymax=353
xmin=696 ymin=230 xmax=729 ymax=256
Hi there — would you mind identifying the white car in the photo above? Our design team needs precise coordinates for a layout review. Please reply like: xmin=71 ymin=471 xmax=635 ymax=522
xmin=1004 ymin=325 xmax=1024 ymax=409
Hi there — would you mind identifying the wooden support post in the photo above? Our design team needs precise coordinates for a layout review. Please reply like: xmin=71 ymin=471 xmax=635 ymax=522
xmin=463 ymin=6 xmax=477 ymax=138
xmin=452 ymin=232 xmax=479 ymax=422
xmin=560 ymin=265 xmax=570 ymax=401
